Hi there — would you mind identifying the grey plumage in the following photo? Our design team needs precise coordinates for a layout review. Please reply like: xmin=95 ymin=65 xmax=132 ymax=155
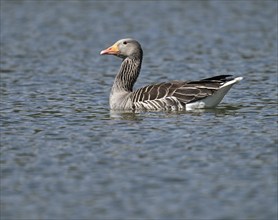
xmin=100 ymin=38 xmax=243 ymax=111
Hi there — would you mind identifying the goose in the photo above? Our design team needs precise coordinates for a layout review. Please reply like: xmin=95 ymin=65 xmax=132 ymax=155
xmin=100 ymin=38 xmax=243 ymax=111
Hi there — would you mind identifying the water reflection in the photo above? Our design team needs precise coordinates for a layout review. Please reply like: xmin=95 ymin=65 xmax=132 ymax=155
xmin=109 ymin=104 xmax=244 ymax=120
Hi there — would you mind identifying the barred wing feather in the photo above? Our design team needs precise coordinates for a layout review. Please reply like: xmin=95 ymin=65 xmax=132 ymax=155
xmin=130 ymin=75 xmax=236 ymax=110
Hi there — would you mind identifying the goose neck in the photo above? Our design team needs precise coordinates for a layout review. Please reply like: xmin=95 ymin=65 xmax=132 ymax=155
xmin=112 ymin=57 xmax=142 ymax=93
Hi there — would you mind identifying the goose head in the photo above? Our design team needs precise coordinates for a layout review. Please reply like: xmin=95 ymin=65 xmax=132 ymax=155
xmin=100 ymin=38 xmax=143 ymax=59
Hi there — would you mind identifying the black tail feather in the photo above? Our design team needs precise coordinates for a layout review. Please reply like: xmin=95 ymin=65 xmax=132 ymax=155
xmin=201 ymin=75 xmax=233 ymax=81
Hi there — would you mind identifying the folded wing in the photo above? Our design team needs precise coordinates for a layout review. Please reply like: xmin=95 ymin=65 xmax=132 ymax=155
xmin=130 ymin=75 xmax=237 ymax=110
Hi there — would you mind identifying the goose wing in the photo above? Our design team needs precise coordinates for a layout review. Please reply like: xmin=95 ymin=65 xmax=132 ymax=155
xmin=130 ymin=75 xmax=233 ymax=110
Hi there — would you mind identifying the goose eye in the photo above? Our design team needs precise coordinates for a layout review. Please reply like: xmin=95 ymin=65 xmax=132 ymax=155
xmin=123 ymin=41 xmax=127 ymax=45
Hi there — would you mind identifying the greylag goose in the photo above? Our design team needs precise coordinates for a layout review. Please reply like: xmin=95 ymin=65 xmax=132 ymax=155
xmin=100 ymin=38 xmax=243 ymax=111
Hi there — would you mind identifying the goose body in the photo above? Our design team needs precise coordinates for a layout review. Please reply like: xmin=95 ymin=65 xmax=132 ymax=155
xmin=100 ymin=38 xmax=243 ymax=111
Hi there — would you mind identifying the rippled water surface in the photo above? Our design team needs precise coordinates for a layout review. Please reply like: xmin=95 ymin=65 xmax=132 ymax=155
xmin=1 ymin=1 xmax=277 ymax=219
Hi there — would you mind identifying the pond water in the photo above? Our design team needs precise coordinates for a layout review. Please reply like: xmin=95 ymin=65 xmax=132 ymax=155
xmin=1 ymin=1 xmax=277 ymax=219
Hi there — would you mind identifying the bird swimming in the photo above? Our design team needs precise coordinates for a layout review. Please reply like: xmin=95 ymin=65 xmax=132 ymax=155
xmin=100 ymin=38 xmax=243 ymax=111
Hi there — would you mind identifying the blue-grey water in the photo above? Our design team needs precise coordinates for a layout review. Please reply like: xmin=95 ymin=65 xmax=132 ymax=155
xmin=1 ymin=1 xmax=277 ymax=219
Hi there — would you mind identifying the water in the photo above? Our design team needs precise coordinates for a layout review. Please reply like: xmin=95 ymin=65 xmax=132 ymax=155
xmin=1 ymin=1 xmax=277 ymax=219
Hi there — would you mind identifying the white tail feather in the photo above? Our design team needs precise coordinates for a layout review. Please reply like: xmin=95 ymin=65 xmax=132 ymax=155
xmin=220 ymin=77 xmax=243 ymax=88
xmin=186 ymin=77 xmax=243 ymax=110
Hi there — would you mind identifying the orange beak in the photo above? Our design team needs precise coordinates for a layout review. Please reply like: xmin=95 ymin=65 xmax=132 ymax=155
xmin=100 ymin=43 xmax=119 ymax=55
